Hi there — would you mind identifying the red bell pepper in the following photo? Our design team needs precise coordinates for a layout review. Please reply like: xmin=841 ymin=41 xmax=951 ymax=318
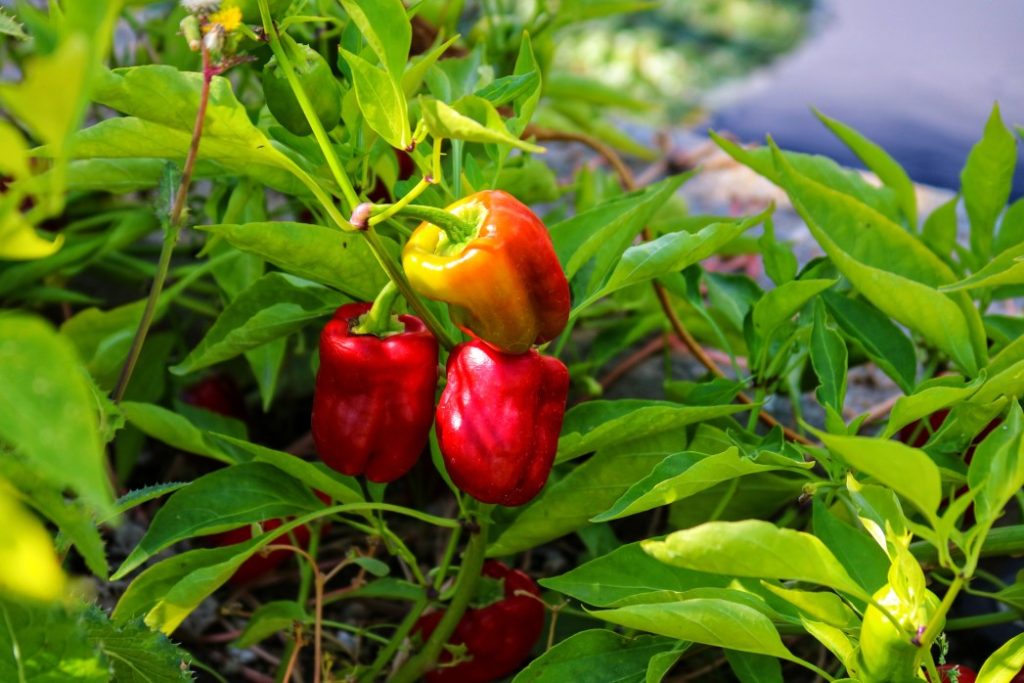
xmin=415 ymin=560 xmax=545 ymax=683
xmin=436 ymin=340 xmax=569 ymax=506
xmin=312 ymin=302 xmax=439 ymax=482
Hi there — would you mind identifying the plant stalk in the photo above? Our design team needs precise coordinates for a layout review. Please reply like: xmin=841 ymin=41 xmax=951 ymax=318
xmin=389 ymin=504 xmax=492 ymax=683
xmin=112 ymin=44 xmax=214 ymax=403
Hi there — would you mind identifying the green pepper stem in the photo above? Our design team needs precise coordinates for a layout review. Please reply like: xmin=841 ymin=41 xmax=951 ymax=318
xmin=373 ymin=203 xmax=478 ymax=243
xmin=351 ymin=281 xmax=403 ymax=336
xmin=361 ymin=227 xmax=458 ymax=349
xmin=389 ymin=502 xmax=493 ymax=683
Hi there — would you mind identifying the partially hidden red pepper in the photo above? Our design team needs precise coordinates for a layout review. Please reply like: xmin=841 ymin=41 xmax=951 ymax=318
xmin=932 ymin=665 xmax=977 ymax=683
xmin=182 ymin=374 xmax=247 ymax=421
xmin=415 ymin=560 xmax=545 ymax=683
xmin=312 ymin=303 xmax=439 ymax=482
xmin=211 ymin=517 xmax=313 ymax=585
xmin=436 ymin=340 xmax=569 ymax=506
xmin=402 ymin=190 xmax=571 ymax=354
xmin=211 ymin=491 xmax=331 ymax=585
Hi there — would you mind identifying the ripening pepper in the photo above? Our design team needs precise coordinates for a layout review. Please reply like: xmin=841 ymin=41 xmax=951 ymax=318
xmin=415 ymin=560 xmax=545 ymax=683
xmin=857 ymin=583 xmax=942 ymax=683
xmin=402 ymin=190 xmax=571 ymax=354
xmin=436 ymin=340 xmax=569 ymax=506
xmin=312 ymin=303 xmax=439 ymax=482
xmin=262 ymin=42 xmax=341 ymax=136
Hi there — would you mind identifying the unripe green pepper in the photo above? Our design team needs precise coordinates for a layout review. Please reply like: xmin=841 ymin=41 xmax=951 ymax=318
xmin=857 ymin=583 xmax=942 ymax=683
xmin=262 ymin=42 xmax=341 ymax=136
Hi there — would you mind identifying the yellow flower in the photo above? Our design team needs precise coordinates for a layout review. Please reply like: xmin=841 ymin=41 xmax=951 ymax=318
xmin=203 ymin=5 xmax=242 ymax=33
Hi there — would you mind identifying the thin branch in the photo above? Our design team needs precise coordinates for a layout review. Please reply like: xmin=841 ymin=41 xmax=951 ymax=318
xmin=112 ymin=44 xmax=215 ymax=403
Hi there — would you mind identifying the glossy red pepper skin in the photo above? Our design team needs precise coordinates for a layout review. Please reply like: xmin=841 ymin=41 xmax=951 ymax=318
xmin=312 ymin=303 xmax=439 ymax=482
xmin=402 ymin=190 xmax=571 ymax=354
xmin=436 ymin=341 xmax=569 ymax=506
xmin=415 ymin=560 xmax=545 ymax=683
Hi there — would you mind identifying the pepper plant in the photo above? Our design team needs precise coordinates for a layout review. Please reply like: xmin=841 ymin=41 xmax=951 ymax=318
xmin=1 ymin=1 xmax=1024 ymax=681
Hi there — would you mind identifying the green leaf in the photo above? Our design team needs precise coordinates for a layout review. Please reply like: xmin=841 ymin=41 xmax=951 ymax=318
xmin=968 ymin=404 xmax=1024 ymax=523
xmin=202 ymin=433 xmax=364 ymax=506
xmin=811 ymin=499 xmax=889 ymax=595
xmin=0 ymin=9 xmax=27 ymax=40
xmin=822 ymin=291 xmax=917 ymax=393
xmin=711 ymin=130 xmax=901 ymax=222
xmin=759 ymin=583 xmax=859 ymax=629
xmin=0 ymin=460 xmax=108 ymax=580
xmin=772 ymin=144 xmax=985 ymax=375
xmin=114 ymin=463 xmax=324 ymax=580
xmin=977 ymin=631 xmax=1024 ymax=683
xmin=172 ymin=273 xmax=344 ymax=374
xmin=234 ymin=600 xmax=306 ymax=648
xmin=996 ymin=197 xmax=1024 ymax=254
xmin=550 ymin=174 xmax=690 ymax=288
xmin=557 ymin=401 xmax=748 ymax=463
xmin=961 ymin=104 xmax=1017 ymax=261
xmin=419 ymin=96 xmax=544 ymax=153
xmin=200 ymin=222 xmax=390 ymax=300
xmin=814 ymin=109 xmax=917 ymax=227
xmin=921 ymin=196 xmax=959 ymax=261
xmin=341 ymin=48 xmax=410 ymax=149
xmin=725 ymin=650 xmax=784 ymax=683
xmin=882 ymin=375 xmax=982 ymax=438
xmin=575 ymin=209 xmax=768 ymax=315
xmin=643 ymin=520 xmax=868 ymax=599
xmin=820 ymin=433 xmax=942 ymax=522
xmin=510 ymin=34 xmax=542 ymax=136
xmin=121 ymin=401 xmax=237 ymax=464
xmin=82 ymin=608 xmax=193 ymax=682
xmin=591 ymin=599 xmax=795 ymax=661
xmin=247 ymin=337 xmax=287 ymax=412
xmin=0 ymin=601 xmax=108 ymax=682
xmin=0 ymin=314 xmax=114 ymax=517
xmin=339 ymin=0 xmax=410 ymax=78
xmin=513 ymin=630 xmax=682 ymax=683
xmin=592 ymin=448 xmax=804 ymax=522
xmin=941 ymin=241 xmax=1024 ymax=292
xmin=114 ymin=537 xmax=266 ymax=634
xmin=751 ymin=278 xmax=835 ymax=343
xmin=71 ymin=66 xmax=306 ymax=195
xmin=541 ymin=541 xmax=729 ymax=607
xmin=476 ymin=72 xmax=540 ymax=109
xmin=105 ymin=482 xmax=188 ymax=522
xmin=487 ymin=447 xmax=670 ymax=557
xmin=810 ymin=299 xmax=848 ymax=414
xmin=758 ymin=217 xmax=797 ymax=285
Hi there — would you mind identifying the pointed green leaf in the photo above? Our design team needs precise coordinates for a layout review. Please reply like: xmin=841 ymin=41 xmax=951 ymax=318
xmin=643 ymin=520 xmax=867 ymax=599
